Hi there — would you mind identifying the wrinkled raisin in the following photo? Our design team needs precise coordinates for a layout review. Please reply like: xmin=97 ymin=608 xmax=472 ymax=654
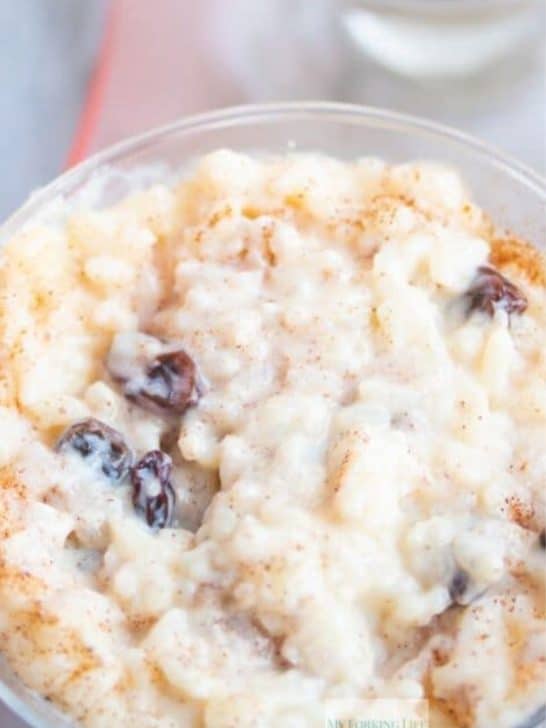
xmin=131 ymin=450 xmax=175 ymax=529
xmin=447 ymin=567 xmax=489 ymax=607
xmin=107 ymin=333 xmax=200 ymax=417
xmin=56 ymin=418 xmax=133 ymax=481
xmin=136 ymin=350 xmax=199 ymax=415
xmin=465 ymin=266 xmax=527 ymax=317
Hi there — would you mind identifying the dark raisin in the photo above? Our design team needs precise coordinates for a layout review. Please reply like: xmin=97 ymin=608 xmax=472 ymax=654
xmin=448 ymin=569 xmax=470 ymax=605
xmin=131 ymin=450 xmax=175 ymax=529
xmin=138 ymin=350 xmax=199 ymax=415
xmin=465 ymin=266 xmax=527 ymax=317
xmin=539 ymin=529 xmax=546 ymax=550
xmin=109 ymin=343 xmax=200 ymax=417
xmin=56 ymin=418 xmax=133 ymax=481
xmin=448 ymin=568 xmax=489 ymax=607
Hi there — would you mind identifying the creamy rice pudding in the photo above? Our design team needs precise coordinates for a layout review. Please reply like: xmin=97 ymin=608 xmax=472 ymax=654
xmin=0 ymin=151 xmax=544 ymax=728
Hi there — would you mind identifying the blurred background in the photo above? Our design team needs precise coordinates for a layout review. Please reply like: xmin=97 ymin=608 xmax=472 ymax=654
xmin=0 ymin=1 xmax=544 ymax=726
xmin=1 ymin=0 xmax=545 ymax=221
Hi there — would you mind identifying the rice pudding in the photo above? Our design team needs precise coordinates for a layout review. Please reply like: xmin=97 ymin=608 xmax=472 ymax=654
xmin=0 ymin=151 xmax=544 ymax=728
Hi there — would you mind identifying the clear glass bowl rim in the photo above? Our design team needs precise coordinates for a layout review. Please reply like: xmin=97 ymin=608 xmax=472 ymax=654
xmin=1 ymin=101 xmax=545 ymax=242
xmin=0 ymin=101 xmax=545 ymax=728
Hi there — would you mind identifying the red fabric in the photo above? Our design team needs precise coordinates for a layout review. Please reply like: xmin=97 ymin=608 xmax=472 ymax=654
xmin=68 ymin=0 xmax=242 ymax=161
xmin=65 ymin=0 xmax=119 ymax=166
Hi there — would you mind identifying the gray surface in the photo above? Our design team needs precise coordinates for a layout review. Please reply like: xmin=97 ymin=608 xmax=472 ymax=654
xmin=0 ymin=697 xmax=19 ymax=726
xmin=0 ymin=0 xmax=107 ymax=220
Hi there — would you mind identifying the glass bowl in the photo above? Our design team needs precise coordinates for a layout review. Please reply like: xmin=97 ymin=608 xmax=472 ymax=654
xmin=0 ymin=102 xmax=545 ymax=728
